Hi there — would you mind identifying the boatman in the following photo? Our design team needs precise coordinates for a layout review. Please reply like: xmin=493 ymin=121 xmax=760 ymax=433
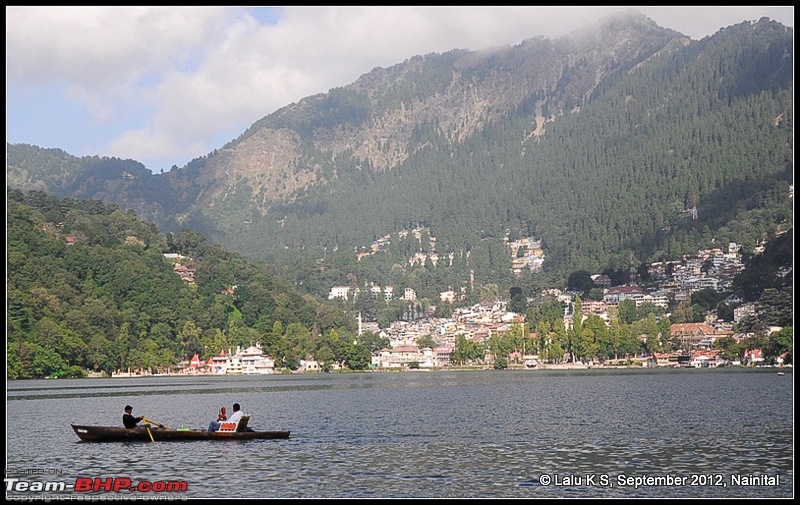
xmin=123 ymin=405 xmax=144 ymax=429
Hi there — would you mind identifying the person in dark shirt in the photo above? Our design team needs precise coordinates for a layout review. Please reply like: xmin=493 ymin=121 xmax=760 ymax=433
xmin=123 ymin=405 xmax=143 ymax=429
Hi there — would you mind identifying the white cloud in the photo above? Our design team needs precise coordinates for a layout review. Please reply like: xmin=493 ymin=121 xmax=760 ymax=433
xmin=6 ymin=6 xmax=794 ymax=172
xmin=7 ymin=7 xmax=225 ymax=86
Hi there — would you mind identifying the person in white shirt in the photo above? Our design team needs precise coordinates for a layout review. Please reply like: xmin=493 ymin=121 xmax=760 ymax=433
xmin=227 ymin=403 xmax=244 ymax=425
xmin=226 ymin=402 xmax=254 ymax=431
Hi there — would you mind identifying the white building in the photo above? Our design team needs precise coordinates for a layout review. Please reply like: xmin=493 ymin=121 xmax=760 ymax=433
xmin=372 ymin=345 xmax=426 ymax=368
xmin=603 ymin=286 xmax=644 ymax=305
xmin=440 ymin=290 xmax=456 ymax=303
xmin=734 ymin=303 xmax=756 ymax=323
xmin=328 ymin=286 xmax=351 ymax=300
xmin=209 ymin=344 xmax=275 ymax=374
xmin=239 ymin=345 xmax=275 ymax=374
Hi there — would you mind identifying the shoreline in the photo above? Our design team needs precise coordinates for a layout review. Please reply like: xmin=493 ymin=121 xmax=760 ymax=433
xmin=79 ymin=364 xmax=791 ymax=378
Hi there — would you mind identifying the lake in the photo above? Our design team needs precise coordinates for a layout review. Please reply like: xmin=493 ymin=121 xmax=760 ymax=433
xmin=5 ymin=368 xmax=793 ymax=498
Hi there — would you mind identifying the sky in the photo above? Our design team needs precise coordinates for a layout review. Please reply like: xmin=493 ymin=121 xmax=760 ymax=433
xmin=6 ymin=6 xmax=794 ymax=174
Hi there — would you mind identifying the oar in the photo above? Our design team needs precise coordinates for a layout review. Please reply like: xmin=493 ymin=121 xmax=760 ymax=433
xmin=142 ymin=417 xmax=169 ymax=429
xmin=145 ymin=424 xmax=155 ymax=443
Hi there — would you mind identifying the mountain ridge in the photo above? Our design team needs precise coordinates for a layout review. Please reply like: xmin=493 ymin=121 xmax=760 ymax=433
xmin=6 ymin=13 xmax=793 ymax=289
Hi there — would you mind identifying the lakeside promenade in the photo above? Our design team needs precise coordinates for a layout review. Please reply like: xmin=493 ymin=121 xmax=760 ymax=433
xmin=103 ymin=362 xmax=792 ymax=378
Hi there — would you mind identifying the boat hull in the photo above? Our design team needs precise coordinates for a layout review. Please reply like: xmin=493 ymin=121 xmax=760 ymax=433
xmin=71 ymin=424 xmax=290 ymax=442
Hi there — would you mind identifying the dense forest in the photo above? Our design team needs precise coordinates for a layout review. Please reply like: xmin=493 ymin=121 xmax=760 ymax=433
xmin=6 ymin=16 xmax=793 ymax=306
xmin=5 ymin=16 xmax=793 ymax=379
xmin=6 ymin=189 xmax=792 ymax=379
xmin=254 ymin=18 xmax=793 ymax=297
xmin=6 ymin=190 xmax=388 ymax=379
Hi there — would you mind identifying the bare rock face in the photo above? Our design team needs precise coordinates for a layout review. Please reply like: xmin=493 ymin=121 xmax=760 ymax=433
xmin=199 ymin=128 xmax=314 ymax=210
xmin=204 ymin=12 xmax=677 ymax=210
xmin=9 ymin=13 xmax=791 ymax=272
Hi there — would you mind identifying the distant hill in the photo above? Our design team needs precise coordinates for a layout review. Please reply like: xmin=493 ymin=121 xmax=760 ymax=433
xmin=6 ymin=189 xmax=355 ymax=379
xmin=7 ymin=12 xmax=793 ymax=296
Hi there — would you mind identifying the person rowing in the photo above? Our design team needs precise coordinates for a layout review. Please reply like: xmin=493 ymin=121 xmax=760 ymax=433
xmin=122 ymin=405 xmax=144 ymax=429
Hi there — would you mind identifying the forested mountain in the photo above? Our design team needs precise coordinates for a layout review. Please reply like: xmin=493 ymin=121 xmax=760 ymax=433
xmin=6 ymin=12 xmax=793 ymax=301
xmin=6 ymin=189 xmax=364 ymax=379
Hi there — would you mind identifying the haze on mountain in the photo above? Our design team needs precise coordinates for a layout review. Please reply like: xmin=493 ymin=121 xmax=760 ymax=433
xmin=7 ymin=12 xmax=793 ymax=298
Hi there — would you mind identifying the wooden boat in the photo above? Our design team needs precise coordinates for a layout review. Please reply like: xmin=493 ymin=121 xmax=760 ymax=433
xmin=71 ymin=424 xmax=290 ymax=442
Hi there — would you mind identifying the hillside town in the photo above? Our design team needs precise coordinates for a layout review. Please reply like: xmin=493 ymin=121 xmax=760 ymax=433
xmin=110 ymin=237 xmax=789 ymax=378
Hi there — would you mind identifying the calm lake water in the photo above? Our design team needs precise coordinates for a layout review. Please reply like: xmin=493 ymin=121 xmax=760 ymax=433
xmin=6 ymin=368 xmax=793 ymax=499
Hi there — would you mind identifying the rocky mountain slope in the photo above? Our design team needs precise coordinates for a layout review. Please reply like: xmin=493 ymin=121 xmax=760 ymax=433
xmin=7 ymin=12 xmax=793 ymax=279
